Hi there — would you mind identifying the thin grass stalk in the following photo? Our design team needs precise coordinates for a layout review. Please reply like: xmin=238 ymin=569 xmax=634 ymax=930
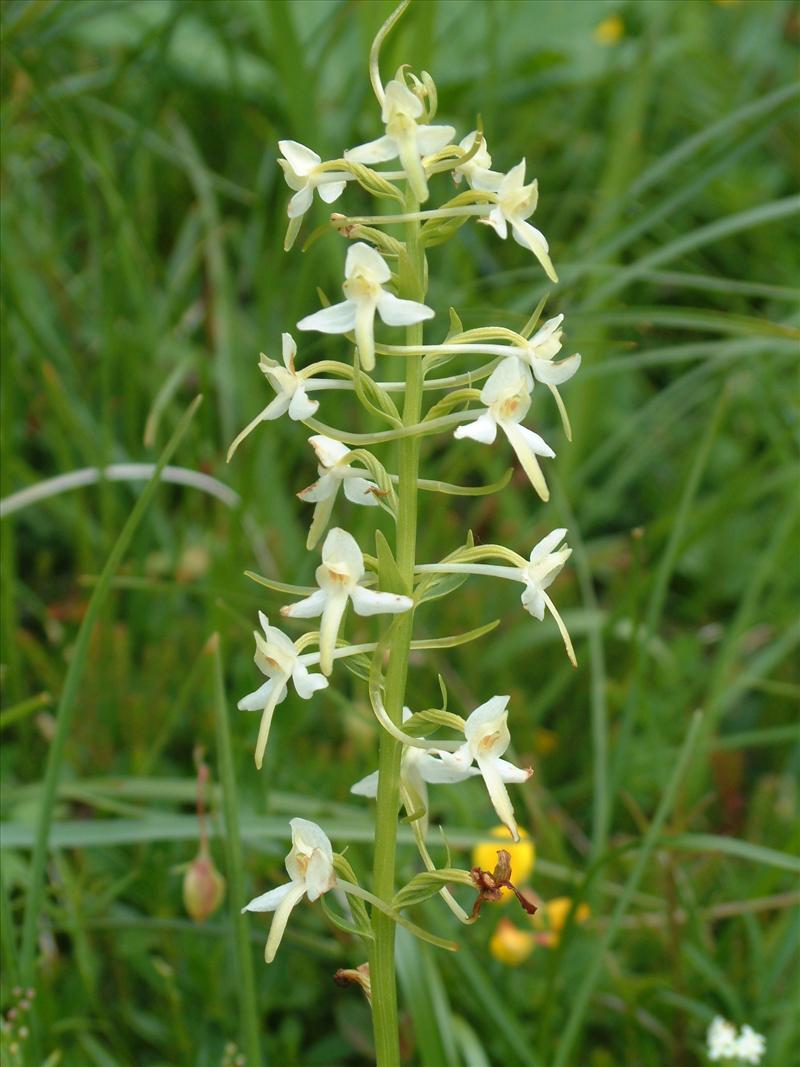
xmin=551 ymin=710 xmax=704 ymax=1067
xmin=18 ymin=395 xmax=203 ymax=982
xmin=210 ymin=635 xmax=263 ymax=1067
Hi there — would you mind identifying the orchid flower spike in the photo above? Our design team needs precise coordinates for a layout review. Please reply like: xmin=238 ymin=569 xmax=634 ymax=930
xmin=242 ymin=818 xmax=336 ymax=963
xmin=351 ymin=708 xmax=479 ymax=834
xmin=281 ymin=527 xmax=413 ymax=675
xmin=453 ymin=131 xmax=503 ymax=190
xmin=278 ymin=140 xmax=349 ymax=249
xmin=345 ymin=75 xmax=455 ymax=203
xmin=297 ymin=243 xmax=434 ymax=373
xmin=227 ymin=333 xmax=319 ymax=461
xmin=455 ymin=696 xmax=532 ymax=842
xmin=237 ymin=612 xmax=328 ymax=769
xmin=482 ymin=160 xmax=558 ymax=283
xmin=454 ymin=358 xmax=555 ymax=501
xmin=298 ymin=435 xmax=380 ymax=550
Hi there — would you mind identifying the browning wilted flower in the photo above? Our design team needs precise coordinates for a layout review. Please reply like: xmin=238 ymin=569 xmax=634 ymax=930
xmin=469 ymin=849 xmax=537 ymax=920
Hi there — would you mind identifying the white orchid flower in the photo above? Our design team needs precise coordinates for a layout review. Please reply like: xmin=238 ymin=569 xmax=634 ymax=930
xmin=453 ymin=131 xmax=503 ymax=190
xmin=298 ymin=435 xmax=380 ymax=550
xmin=281 ymin=527 xmax=413 ymax=675
xmin=454 ymin=357 xmax=555 ymax=501
xmin=237 ymin=612 xmax=329 ymax=769
xmin=242 ymin=818 xmax=336 ymax=963
xmin=735 ymin=1025 xmax=767 ymax=1065
xmin=227 ymin=333 xmax=320 ymax=461
xmin=352 ymin=708 xmax=479 ymax=833
xmin=453 ymin=696 xmax=532 ymax=842
xmin=297 ymin=243 xmax=434 ymax=373
xmin=345 ymin=77 xmax=455 ymax=203
xmin=278 ymin=140 xmax=348 ymax=218
xmin=481 ymin=160 xmax=558 ymax=283
xmin=707 ymin=1017 xmax=739 ymax=1062
xmin=415 ymin=529 xmax=576 ymax=666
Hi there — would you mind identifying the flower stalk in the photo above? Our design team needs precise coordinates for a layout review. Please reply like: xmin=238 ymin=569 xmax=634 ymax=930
xmin=368 ymin=194 xmax=426 ymax=1067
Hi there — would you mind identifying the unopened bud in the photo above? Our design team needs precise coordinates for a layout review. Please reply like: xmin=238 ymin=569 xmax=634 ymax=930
xmin=183 ymin=849 xmax=226 ymax=923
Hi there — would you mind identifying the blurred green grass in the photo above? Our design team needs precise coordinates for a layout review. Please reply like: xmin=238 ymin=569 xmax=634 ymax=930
xmin=1 ymin=0 xmax=798 ymax=1064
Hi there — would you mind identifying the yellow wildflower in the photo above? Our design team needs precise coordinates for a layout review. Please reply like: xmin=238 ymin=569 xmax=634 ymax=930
xmin=490 ymin=918 xmax=536 ymax=966
xmin=594 ymin=15 xmax=624 ymax=45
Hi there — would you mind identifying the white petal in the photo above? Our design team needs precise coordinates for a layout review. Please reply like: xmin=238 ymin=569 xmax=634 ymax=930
xmin=382 ymin=78 xmax=424 ymax=121
xmin=291 ymin=661 xmax=328 ymax=699
xmin=287 ymin=184 xmax=313 ymax=219
xmin=529 ymin=528 xmax=568 ymax=564
xmin=345 ymin=135 xmax=399 ymax=165
xmin=237 ymin=677 xmax=279 ymax=712
xmin=351 ymin=769 xmax=380 ymax=798
xmin=321 ymin=527 xmax=364 ymax=579
xmin=477 ymin=756 xmax=520 ymax=841
xmin=501 ymin=159 xmax=527 ymax=194
xmin=297 ymin=300 xmax=357 ymax=335
xmin=310 ymin=434 xmax=350 ymax=468
xmin=418 ymin=748 xmax=479 ymax=785
xmin=469 ymin=167 xmax=505 ymax=192
xmin=346 ymin=242 xmax=391 ymax=283
xmin=354 ymin=299 xmax=377 ymax=373
xmin=304 ymin=848 xmax=337 ymax=901
xmin=343 ymin=476 xmax=380 ymax=506
xmin=464 ymin=695 xmax=511 ymax=754
xmin=288 ymin=386 xmax=319 ymax=421
xmin=512 ymin=423 xmax=555 ymax=459
xmin=511 ymin=219 xmax=558 ymax=283
xmin=350 ymin=585 xmax=414 ymax=617
xmin=289 ymin=817 xmax=334 ymax=871
xmin=264 ymin=881 xmax=307 ymax=963
xmin=317 ymin=588 xmax=349 ymax=676
xmin=529 ymin=314 xmax=563 ymax=347
xmin=482 ymin=205 xmax=508 ymax=239
xmin=281 ymin=589 xmax=328 ymax=619
xmin=297 ymin=474 xmax=338 ymax=503
xmin=532 ymin=352 xmax=581 ymax=385
xmin=254 ymin=680 xmax=287 ymax=770
xmin=454 ymin=412 xmax=497 ymax=445
xmin=376 ymin=291 xmax=436 ymax=327
xmin=481 ymin=357 xmax=529 ymax=406
xmin=415 ymin=123 xmax=456 ymax=155
xmin=278 ymin=140 xmax=321 ymax=176
xmin=495 ymin=757 xmax=533 ymax=785
xmin=242 ymin=880 xmax=296 ymax=914
xmin=317 ymin=179 xmax=346 ymax=204
xmin=281 ymin=332 xmax=297 ymax=370
xmin=503 ymin=423 xmax=552 ymax=501
xmin=521 ymin=583 xmax=546 ymax=620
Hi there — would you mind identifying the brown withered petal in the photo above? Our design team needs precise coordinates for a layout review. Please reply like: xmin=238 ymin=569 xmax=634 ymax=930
xmin=470 ymin=848 xmax=538 ymax=921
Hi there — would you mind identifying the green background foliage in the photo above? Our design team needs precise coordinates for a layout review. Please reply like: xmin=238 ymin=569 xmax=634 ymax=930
xmin=1 ymin=0 xmax=798 ymax=1064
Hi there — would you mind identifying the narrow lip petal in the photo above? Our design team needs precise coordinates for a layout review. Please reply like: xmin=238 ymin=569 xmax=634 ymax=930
xmin=345 ymin=242 xmax=391 ymax=283
xmin=264 ymin=881 xmax=308 ymax=963
xmin=476 ymin=755 xmax=520 ymax=841
xmin=317 ymin=587 xmax=349 ymax=675
xmin=278 ymin=140 xmax=322 ymax=175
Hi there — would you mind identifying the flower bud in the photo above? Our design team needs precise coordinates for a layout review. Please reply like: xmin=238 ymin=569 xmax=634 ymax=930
xmin=183 ymin=848 xmax=226 ymax=923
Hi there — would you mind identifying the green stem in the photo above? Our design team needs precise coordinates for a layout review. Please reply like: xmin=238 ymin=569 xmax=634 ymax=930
xmin=369 ymin=199 xmax=425 ymax=1067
